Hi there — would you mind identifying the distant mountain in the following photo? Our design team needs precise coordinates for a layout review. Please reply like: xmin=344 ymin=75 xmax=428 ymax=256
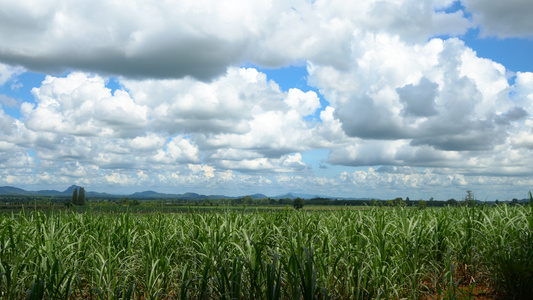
xmin=181 ymin=192 xmax=201 ymax=199
xmin=130 ymin=190 xmax=164 ymax=198
xmin=0 ymin=185 xmax=113 ymax=197
xmin=0 ymin=185 xmax=380 ymax=201
xmin=35 ymin=189 xmax=64 ymax=196
xmin=249 ymin=193 xmax=268 ymax=199
xmin=63 ymin=185 xmax=83 ymax=194
xmin=0 ymin=186 xmax=29 ymax=195
xmin=275 ymin=192 xmax=323 ymax=199
xmin=129 ymin=191 xmax=206 ymax=199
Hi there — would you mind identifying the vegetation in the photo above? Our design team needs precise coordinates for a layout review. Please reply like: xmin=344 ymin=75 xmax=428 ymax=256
xmin=293 ymin=198 xmax=304 ymax=210
xmin=2 ymin=188 xmax=532 ymax=208
xmin=1 ymin=200 xmax=532 ymax=299
xmin=70 ymin=187 xmax=87 ymax=206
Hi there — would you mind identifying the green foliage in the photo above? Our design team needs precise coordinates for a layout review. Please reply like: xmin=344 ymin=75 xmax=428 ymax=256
xmin=487 ymin=232 xmax=533 ymax=299
xmin=71 ymin=188 xmax=78 ymax=206
xmin=293 ymin=198 xmax=304 ymax=210
xmin=0 ymin=203 xmax=532 ymax=299
xmin=393 ymin=197 xmax=406 ymax=207
xmin=71 ymin=187 xmax=87 ymax=206
xmin=78 ymin=187 xmax=86 ymax=206
xmin=417 ymin=200 xmax=427 ymax=209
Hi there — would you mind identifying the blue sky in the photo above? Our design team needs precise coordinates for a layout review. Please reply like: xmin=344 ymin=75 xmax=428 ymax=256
xmin=1 ymin=0 xmax=533 ymax=200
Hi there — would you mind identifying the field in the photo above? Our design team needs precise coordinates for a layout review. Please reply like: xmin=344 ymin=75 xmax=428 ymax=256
xmin=1 ymin=204 xmax=532 ymax=299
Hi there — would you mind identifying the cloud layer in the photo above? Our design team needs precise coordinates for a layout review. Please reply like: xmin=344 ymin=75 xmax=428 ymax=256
xmin=1 ymin=0 xmax=533 ymax=200
xmin=0 ymin=0 xmax=472 ymax=80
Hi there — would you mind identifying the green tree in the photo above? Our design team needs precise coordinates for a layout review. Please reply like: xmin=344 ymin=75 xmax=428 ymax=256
xmin=243 ymin=195 xmax=253 ymax=205
xmin=71 ymin=188 xmax=78 ymax=205
xmin=393 ymin=197 xmax=406 ymax=207
xmin=464 ymin=190 xmax=477 ymax=206
xmin=79 ymin=187 xmax=86 ymax=206
xmin=446 ymin=198 xmax=458 ymax=206
xmin=293 ymin=198 xmax=304 ymax=210
xmin=417 ymin=200 xmax=427 ymax=210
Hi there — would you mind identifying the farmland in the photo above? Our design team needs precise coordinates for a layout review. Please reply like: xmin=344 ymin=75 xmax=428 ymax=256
xmin=1 ymin=203 xmax=532 ymax=299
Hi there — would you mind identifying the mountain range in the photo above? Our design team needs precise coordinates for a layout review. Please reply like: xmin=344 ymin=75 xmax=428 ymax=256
xmin=0 ymin=185 xmax=352 ymax=200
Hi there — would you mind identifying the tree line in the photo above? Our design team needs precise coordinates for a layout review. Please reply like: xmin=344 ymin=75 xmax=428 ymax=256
xmin=70 ymin=187 xmax=87 ymax=206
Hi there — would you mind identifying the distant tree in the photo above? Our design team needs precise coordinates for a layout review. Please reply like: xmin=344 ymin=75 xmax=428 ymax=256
xmin=370 ymin=199 xmax=377 ymax=206
xmin=393 ymin=197 xmax=406 ymax=207
xmin=417 ymin=200 xmax=427 ymax=210
xmin=79 ymin=187 xmax=86 ymax=206
xmin=293 ymin=198 xmax=304 ymax=210
xmin=243 ymin=195 xmax=253 ymax=205
xmin=464 ymin=191 xmax=477 ymax=206
xmin=446 ymin=198 xmax=458 ymax=206
xmin=71 ymin=188 xmax=78 ymax=205
xmin=279 ymin=198 xmax=292 ymax=205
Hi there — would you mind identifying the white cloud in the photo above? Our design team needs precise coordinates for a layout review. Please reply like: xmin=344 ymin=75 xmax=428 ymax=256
xmin=1 ymin=1 xmax=533 ymax=199
xmin=128 ymin=133 xmax=166 ymax=152
xmin=0 ymin=0 xmax=472 ymax=80
xmin=121 ymin=67 xmax=277 ymax=135
xmin=302 ymin=31 xmax=533 ymax=187
xmin=24 ymin=73 xmax=149 ymax=138
xmin=0 ymin=63 xmax=24 ymax=86
xmin=0 ymin=94 xmax=19 ymax=108
xmin=188 ymin=164 xmax=215 ymax=180
xmin=284 ymin=89 xmax=321 ymax=116
xmin=0 ymin=0 xmax=277 ymax=80
xmin=2 ymin=66 xmax=332 ymax=193
xmin=462 ymin=0 xmax=533 ymax=38
xmin=215 ymin=152 xmax=308 ymax=173
xmin=152 ymin=136 xmax=200 ymax=164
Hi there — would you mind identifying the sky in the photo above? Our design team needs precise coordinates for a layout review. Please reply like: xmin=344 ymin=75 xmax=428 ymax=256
xmin=1 ymin=0 xmax=533 ymax=201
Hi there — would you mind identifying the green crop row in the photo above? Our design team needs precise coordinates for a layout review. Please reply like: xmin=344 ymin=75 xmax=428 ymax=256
xmin=1 ymin=203 xmax=532 ymax=299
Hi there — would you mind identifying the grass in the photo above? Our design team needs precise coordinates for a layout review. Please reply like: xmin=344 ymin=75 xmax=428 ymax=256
xmin=0 ymin=204 xmax=531 ymax=299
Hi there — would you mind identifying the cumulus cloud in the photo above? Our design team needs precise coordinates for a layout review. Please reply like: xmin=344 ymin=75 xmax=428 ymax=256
xmin=397 ymin=78 xmax=439 ymax=117
xmin=152 ymin=136 xmax=200 ymax=164
xmin=1 ymin=0 xmax=533 ymax=198
xmin=462 ymin=0 xmax=533 ymax=38
xmin=335 ymin=166 xmax=533 ymax=200
xmin=9 ymin=66 xmax=331 ymax=193
xmin=0 ymin=63 xmax=24 ymax=86
xmin=308 ymin=33 xmax=533 ymax=178
xmin=0 ymin=0 xmax=274 ymax=80
xmin=23 ymin=73 xmax=149 ymax=138
xmin=0 ymin=0 xmax=472 ymax=80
